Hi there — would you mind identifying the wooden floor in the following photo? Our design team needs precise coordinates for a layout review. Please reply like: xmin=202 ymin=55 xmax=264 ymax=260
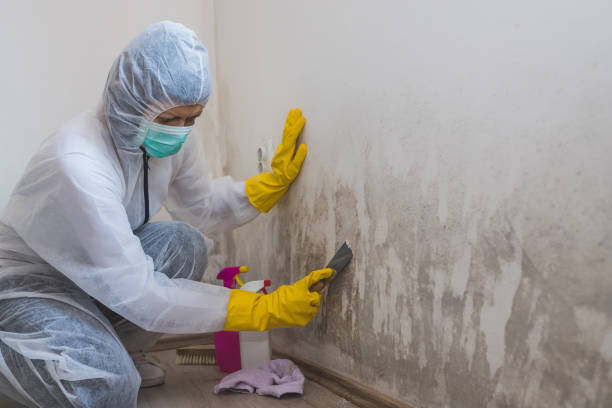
xmin=0 ymin=350 xmax=357 ymax=408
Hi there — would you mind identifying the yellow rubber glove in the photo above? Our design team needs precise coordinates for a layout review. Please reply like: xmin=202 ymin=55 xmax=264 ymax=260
xmin=224 ymin=268 xmax=334 ymax=331
xmin=245 ymin=108 xmax=307 ymax=213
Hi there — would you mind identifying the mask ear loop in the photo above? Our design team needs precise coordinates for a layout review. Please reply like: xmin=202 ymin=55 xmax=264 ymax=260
xmin=137 ymin=118 xmax=154 ymax=147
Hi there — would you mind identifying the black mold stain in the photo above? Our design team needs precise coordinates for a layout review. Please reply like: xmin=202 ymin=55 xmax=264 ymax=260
xmin=228 ymin=161 xmax=612 ymax=407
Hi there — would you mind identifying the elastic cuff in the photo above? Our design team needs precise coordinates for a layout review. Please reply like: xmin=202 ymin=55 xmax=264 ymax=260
xmin=224 ymin=289 xmax=266 ymax=331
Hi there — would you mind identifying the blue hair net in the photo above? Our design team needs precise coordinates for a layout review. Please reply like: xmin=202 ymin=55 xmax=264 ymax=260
xmin=103 ymin=21 xmax=212 ymax=151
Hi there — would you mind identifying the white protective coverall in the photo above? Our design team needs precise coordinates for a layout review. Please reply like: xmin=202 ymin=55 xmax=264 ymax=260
xmin=0 ymin=21 xmax=259 ymax=406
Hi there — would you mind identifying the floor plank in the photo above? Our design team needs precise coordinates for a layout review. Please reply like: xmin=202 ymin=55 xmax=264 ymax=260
xmin=0 ymin=350 xmax=357 ymax=407
xmin=137 ymin=350 xmax=358 ymax=408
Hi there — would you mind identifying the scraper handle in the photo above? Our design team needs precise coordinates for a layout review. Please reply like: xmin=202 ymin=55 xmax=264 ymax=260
xmin=309 ymin=280 xmax=326 ymax=293
xmin=308 ymin=270 xmax=337 ymax=292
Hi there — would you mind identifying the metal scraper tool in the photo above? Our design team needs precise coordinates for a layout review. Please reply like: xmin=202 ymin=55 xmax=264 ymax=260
xmin=309 ymin=241 xmax=353 ymax=292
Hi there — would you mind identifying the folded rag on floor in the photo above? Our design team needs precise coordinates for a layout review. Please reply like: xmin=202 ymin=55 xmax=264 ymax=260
xmin=213 ymin=359 xmax=305 ymax=398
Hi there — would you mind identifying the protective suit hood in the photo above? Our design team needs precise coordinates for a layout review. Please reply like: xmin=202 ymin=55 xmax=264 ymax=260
xmin=0 ymin=21 xmax=260 ymax=404
xmin=103 ymin=21 xmax=211 ymax=152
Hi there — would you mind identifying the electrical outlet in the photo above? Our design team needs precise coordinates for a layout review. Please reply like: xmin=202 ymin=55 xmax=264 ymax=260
xmin=256 ymin=140 xmax=274 ymax=173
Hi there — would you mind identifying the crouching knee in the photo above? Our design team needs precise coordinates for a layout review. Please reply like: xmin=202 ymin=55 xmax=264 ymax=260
xmin=169 ymin=222 xmax=210 ymax=281
xmin=70 ymin=357 xmax=140 ymax=408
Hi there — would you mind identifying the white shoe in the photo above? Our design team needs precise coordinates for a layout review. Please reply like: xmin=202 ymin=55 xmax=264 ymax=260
xmin=131 ymin=352 xmax=166 ymax=388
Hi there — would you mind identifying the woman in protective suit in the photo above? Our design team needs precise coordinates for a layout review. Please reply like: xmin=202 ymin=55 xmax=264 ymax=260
xmin=0 ymin=21 xmax=332 ymax=407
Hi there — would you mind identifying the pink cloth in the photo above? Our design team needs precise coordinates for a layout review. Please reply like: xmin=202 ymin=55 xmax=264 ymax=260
xmin=213 ymin=359 xmax=305 ymax=398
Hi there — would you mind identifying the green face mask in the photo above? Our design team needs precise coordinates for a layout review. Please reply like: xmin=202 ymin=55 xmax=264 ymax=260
xmin=139 ymin=122 xmax=193 ymax=158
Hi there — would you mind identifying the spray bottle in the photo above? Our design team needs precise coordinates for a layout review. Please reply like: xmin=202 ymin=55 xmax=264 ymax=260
xmin=237 ymin=279 xmax=272 ymax=369
xmin=214 ymin=266 xmax=248 ymax=372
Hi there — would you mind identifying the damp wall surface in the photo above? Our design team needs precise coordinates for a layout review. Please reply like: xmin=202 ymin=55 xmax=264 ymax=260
xmin=211 ymin=1 xmax=612 ymax=407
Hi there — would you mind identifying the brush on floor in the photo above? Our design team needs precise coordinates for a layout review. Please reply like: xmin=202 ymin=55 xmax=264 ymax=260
xmin=175 ymin=344 xmax=216 ymax=365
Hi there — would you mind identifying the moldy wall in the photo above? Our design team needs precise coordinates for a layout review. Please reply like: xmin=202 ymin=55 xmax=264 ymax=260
xmin=210 ymin=1 xmax=612 ymax=407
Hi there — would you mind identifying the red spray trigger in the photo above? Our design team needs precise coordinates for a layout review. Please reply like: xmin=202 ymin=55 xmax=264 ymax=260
xmin=262 ymin=280 xmax=271 ymax=294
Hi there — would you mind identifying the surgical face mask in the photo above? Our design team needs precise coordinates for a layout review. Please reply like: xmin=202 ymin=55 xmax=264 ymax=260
xmin=139 ymin=122 xmax=193 ymax=158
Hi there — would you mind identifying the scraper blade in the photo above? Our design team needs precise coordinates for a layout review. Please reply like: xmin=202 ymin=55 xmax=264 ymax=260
xmin=310 ymin=241 xmax=353 ymax=292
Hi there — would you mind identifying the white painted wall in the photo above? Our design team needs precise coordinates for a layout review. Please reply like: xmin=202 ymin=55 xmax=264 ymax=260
xmin=2 ymin=2 xmax=612 ymax=406
xmin=0 ymin=0 xmax=222 ymax=210
xmin=213 ymin=1 xmax=612 ymax=406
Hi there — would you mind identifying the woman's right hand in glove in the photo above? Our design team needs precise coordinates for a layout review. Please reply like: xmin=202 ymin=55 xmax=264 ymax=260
xmin=223 ymin=268 xmax=335 ymax=331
